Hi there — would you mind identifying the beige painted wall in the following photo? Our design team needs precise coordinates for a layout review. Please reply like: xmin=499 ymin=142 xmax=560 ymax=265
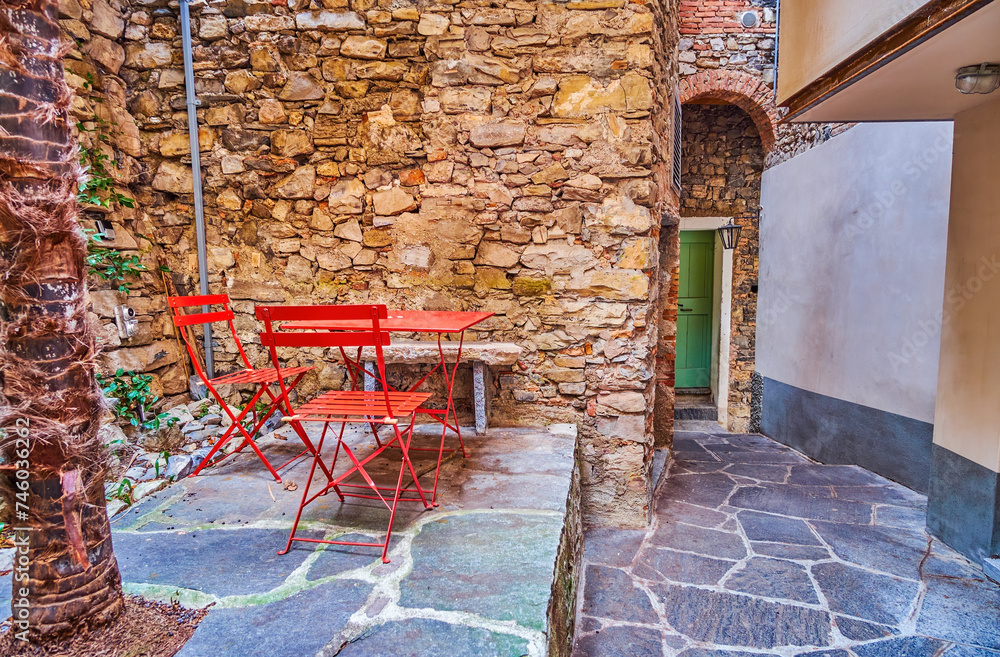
xmin=758 ymin=122 xmax=952 ymax=423
xmin=932 ymin=96 xmax=1000 ymax=474
xmin=776 ymin=0 xmax=928 ymax=103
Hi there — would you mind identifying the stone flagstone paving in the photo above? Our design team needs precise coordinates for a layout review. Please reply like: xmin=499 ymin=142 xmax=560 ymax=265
xmin=572 ymin=424 xmax=1000 ymax=657
xmin=1 ymin=425 xmax=578 ymax=657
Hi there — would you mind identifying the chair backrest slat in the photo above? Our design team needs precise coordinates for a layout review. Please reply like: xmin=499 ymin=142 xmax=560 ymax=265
xmin=258 ymin=304 xmax=395 ymax=420
xmin=173 ymin=309 xmax=235 ymax=327
xmin=167 ymin=293 xmax=253 ymax=375
xmin=254 ymin=304 xmax=388 ymax=322
xmin=256 ymin=305 xmax=390 ymax=349
xmin=168 ymin=295 xmax=235 ymax=326
xmin=261 ymin=330 xmax=389 ymax=349
xmin=168 ymin=294 xmax=231 ymax=309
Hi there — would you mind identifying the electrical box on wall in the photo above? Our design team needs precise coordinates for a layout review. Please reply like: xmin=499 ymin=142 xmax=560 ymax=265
xmin=94 ymin=219 xmax=115 ymax=243
xmin=114 ymin=305 xmax=138 ymax=339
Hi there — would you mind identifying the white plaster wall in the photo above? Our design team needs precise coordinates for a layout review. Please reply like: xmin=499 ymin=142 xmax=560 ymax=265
xmin=757 ymin=122 xmax=952 ymax=423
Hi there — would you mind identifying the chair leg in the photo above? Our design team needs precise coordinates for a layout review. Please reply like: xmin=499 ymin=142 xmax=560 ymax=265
xmin=381 ymin=441 xmax=409 ymax=564
xmin=189 ymin=422 xmax=239 ymax=478
xmin=328 ymin=421 xmax=347 ymax=502
xmin=367 ymin=419 xmax=385 ymax=449
xmin=191 ymin=383 xmax=283 ymax=481
xmin=239 ymin=429 xmax=283 ymax=483
xmin=394 ymin=415 xmax=432 ymax=510
xmin=190 ymin=412 xmax=282 ymax=482
xmin=339 ymin=442 xmax=391 ymax=509
xmin=285 ymin=415 xmax=335 ymax=482
xmin=431 ymin=419 xmax=448 ymax=507
xmin=264 ymin=374 xmax=336 ymax=482
xmin=279 ymin=428 xmax=326 ymax=555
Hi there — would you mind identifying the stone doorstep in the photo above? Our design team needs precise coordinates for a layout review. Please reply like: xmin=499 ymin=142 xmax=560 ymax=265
xmin=355 ymin=341 xmax=521 ymax=436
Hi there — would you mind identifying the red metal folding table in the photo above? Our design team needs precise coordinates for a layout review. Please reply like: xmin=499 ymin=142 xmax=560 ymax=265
xmin=282 ymin=310 xmax=493 ymax=503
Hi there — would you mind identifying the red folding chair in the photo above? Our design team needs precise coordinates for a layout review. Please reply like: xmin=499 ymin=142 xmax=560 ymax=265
xmin=257 ymin=304 xmax=434 ymax=563
xmin=168 ymin=294 xmax=320 ymax=483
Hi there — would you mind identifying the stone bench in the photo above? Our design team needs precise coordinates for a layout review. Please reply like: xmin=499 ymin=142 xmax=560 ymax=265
xmin=351 ymin=341 xmax=522 ymax=435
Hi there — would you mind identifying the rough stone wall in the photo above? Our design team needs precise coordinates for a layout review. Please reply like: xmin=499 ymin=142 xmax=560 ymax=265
xmin=61 ymin=0 xmax=680 ymax=527
xmin=61 ymin=0 xmax=189 ymax=408
xmin=680 ymin=103 xmax=761 ymax=430
xmin=765 ymin=121 xmax=855 ymax=169
xmin=678 ymin=0 xmax=775 ymax=84
xmin=680 ymin=103 xmax=761 ymax=217
xmin=649 ymin=0 xmax=680 ymax=451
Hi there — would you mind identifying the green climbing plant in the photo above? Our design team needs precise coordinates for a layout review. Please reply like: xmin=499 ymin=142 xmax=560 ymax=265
xmin=97 ymin=369 xmax=177 ymax=432
xmin=75 ymin=73 xmax=135 ymax=210
xmin=84 ymin=228 xmax=148 ymax=293
xmin=74 ymin=73 xmax=147 ymax=292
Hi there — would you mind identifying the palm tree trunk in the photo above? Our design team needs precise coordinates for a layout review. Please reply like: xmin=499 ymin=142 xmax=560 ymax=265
xmin=0 ymin=0 xmax=124 ymax=638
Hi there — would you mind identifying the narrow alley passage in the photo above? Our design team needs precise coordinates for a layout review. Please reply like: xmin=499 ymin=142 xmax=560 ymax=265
xmin=572 ymin=423 xmax=1000 ymax=657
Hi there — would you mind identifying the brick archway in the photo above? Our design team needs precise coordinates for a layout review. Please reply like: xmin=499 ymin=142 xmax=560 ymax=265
xmin=678 ymin=70 xmax=779 ymax=152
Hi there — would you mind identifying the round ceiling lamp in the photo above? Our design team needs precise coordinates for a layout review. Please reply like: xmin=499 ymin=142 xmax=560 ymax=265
xmin=955 ymin=63 xmax=1000 ymax=95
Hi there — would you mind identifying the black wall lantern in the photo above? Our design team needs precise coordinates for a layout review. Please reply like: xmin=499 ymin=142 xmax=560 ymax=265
xmin=719 ymin=209 xmax=758 ymax=250
xmin=717 ymin=221 xmax=742 ymax=250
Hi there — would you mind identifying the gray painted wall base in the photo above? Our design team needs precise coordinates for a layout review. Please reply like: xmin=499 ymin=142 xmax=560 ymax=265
xmin=984 ymin=557 xmax=1000 ymax=584
xmin=927 ymin=443 xmax=1000 ymax=565
xmin=760 ymin=377 xmax=933 ymax=492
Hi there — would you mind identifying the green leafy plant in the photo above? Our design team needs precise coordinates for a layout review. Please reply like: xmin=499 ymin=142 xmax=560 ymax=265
xmin=78 ymin=146 xmax=135 ymax=209
xmin=74 ymin=73 xmax=145 ymax=292
xmin=154 ymin=451 xmax=170 ymax=478
xmin=84 ymin=228 xmax=148 ymax=292
xmin=97 ymin=369 xmax=177 ymax=432
xmin=192 ymin=401 xmax=212 ymax=420
xmin=107 ymin=478 xmax=134 ymax=505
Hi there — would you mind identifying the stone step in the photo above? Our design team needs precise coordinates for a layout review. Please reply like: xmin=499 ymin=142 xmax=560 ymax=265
xmin=675 ymin=404 xmax=718 ymax=421
xmin=675 ymin=391 xmax=717 ymax=421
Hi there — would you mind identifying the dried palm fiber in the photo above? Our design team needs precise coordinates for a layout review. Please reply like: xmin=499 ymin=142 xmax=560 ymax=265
xmin=0 ymin=0 xmax=124 ymax=637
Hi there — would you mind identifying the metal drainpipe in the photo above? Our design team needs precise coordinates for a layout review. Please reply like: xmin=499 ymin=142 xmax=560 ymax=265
xmin=179 ymin=0 xmax=213 ymax=379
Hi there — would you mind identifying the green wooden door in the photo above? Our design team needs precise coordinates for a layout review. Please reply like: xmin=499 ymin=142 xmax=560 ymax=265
xmin=677 ymin=231 xmax=714 ymax=389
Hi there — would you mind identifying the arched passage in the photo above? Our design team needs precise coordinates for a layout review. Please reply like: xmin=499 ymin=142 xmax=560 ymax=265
xmin=655 ymin=70 xmax=777 ymax=444
xmin=678 ymin=70 xmax=779 ymax=153
xmin=671 ymin=93 xmax=765 ymax=432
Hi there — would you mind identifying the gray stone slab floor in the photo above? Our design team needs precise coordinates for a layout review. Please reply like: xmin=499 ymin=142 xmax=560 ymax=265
xmin=1 ymin=424 xmax=577 ymax=657
xmin=572 ymin=423 xmax=1000 ymax=657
